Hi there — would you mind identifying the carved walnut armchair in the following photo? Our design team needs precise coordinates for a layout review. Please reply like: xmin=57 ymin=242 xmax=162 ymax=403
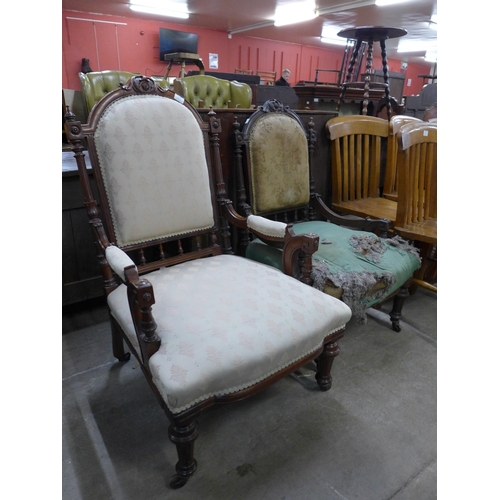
xmin=64 ymin=77 xmax=352 ymax=488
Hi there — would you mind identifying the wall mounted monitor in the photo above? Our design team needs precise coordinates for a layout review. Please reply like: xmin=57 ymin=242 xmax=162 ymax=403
xmin=159 ymin=28 xmax=199 ymax=60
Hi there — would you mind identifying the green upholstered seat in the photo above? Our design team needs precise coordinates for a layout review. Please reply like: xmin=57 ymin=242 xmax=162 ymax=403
xmin=247 ymin=221 xmax=420 ymax=321
xmin=233 ymin=99 xmax=421 ymax=330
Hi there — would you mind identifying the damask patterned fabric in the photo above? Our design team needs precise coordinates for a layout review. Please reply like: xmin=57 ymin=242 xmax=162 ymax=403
xmin=94 ymin=95 xmax=215 ymax=247
xmin=249 ymin=114 xmax=310 ymax=214
xmin=107 ymin=255 xmax=352 ymax=414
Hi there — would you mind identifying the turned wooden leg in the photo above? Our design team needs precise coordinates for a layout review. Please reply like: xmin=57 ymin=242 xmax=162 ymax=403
xmin=389 ymin=281 xmax=411 ymax=332
xmin=315 ymin=340 xmax=340 ymax=391
xmin=168 ymin=419 xmax=199 ymax=488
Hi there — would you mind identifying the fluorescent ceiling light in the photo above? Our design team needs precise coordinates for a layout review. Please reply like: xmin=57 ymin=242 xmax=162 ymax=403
xmin=397 ymin=39 xmax=436 ymax=53
xmin=425 ymin=51 xmax=437 ymax=62
xmin=375 ymin=0 xmax=411 ymax=5
xmin=429 ymin=14 xmax=437 ymax=30
xmin=274 ymin=1 xmax=317 ymax=26
xmin=321 ymin=36 xmax=346 ymax=46
xmin=321 ymin=26 xmax=347 ymax=46
xmin=129 ymin=1 xmax=189 ymax=19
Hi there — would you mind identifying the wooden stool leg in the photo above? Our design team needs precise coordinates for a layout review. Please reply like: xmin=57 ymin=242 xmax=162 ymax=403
xmin=380 ymin=38 xmax=392 ymax=119
xmin=336 ymin=39 xmax=363 ymax=114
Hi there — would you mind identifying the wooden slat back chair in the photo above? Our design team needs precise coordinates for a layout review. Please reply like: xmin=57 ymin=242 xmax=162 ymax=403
xmin=234 ymin=68 xmax=254 ymax=75
xmin=383 ymin=115 xmax=423 ymax=201
xmin=394 ymin=122 xmax=437 ymax=293
xmin=326 ymin=115 xmax=398 ymax=222
xmin=256 ymin=70 xmax=277 ymax=85
xmin=64 ymin=76 xmax=353 ymax=488
xmin=233 ymin=99 xmax=421 ymax=331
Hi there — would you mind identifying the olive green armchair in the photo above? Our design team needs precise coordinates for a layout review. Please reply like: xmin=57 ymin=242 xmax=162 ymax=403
xmin=173 ymin=74 xmax=252 ymax=108
xmin=79 ymin=70 xmax=168 ymax=119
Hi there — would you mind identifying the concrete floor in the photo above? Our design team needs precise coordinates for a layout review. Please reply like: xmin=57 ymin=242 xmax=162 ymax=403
xmin=62 ymin=288 xmax=437 ymax=500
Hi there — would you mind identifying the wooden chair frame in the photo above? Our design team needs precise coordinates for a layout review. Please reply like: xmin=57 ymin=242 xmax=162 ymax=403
xmin=233 ymin=99 xmax=421 ymax=332
xmin=326 ymin=115 xmax=398 ymax=222
xmin=256 ymin=70 xmax=277 ymax=85
xmin=383 ymin=115 xmax=423 ymax=201
xmin=394 ymin=122 xmax=437 ymax=292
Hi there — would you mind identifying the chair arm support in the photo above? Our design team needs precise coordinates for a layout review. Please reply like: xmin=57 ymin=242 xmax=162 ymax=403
xmin=218 ymin=201 xmax=319 ymax=285
xmin=310 ymin=193 xmax=392 ymax=237
xmin=248 ymin=215 xmax=319 ymax=285
xmin=105 ymin=245 xmax=137 ymax=281
xmin=247 ymin=215 xmax=287 ymax=239
xmin=105 ymin=245 xmax=160 ymax=364
xmin=282 ymin=230 xmax=319 ymax=285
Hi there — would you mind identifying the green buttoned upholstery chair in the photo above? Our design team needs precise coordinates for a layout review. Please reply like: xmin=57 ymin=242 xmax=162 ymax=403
xmin=64 ymin=77 xmax=352 ymax=488
xmin=173 ymin=74 xmax=252 ymax=108
xmin=79 ymin=70 xmax=169 ymax=119
xmin=233 ymin=99 xmax=421 ymax=331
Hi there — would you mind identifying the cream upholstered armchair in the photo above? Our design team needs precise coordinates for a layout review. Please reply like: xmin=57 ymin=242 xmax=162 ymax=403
xmin=64 ymin=77 xmax=351 ymax=488
xmin=233 ymin=99 xmax=421 ymax=330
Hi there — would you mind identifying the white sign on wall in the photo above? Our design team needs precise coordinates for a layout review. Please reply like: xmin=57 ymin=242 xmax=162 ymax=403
xmin=209 ymin=53 xmax=218 ymax=69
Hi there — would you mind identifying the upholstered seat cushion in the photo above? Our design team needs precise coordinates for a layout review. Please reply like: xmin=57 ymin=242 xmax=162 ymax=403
xmin=107 ymin=254 xmax=352 ymax=414
xmin=246 ymin=221 xmax=420 ymax=322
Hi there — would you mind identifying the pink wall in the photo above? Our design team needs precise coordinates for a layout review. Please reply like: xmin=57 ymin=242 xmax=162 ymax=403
xmin=62 ymin=10 xmax=432 ymax=95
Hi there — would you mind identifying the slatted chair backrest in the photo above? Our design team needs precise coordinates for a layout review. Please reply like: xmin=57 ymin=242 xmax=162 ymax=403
xmin=326 ymin=115 xmax=389 ymax=205
xmin=395 ymin=122 xmax=437 ymax=231
xmin=383 ymin=115 xmax=422 ymax=201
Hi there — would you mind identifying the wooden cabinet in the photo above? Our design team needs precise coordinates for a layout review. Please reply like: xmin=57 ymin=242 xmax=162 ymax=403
xmin=62 ymin=154 xmax=104 ymax=306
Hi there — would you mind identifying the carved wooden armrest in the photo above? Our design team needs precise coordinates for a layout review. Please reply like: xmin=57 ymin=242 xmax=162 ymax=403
xmin=247 ymin=215 xmax=319 ymax=286
xmin=310 ymin=193 xmax=392 ymax=237
xmin=217 ymin=200 xmax=319 ymax=285
xmin=247 ymin=214 xmax=287 ymax=239
xmin=105 ymin=246 xmax=160 ymax=364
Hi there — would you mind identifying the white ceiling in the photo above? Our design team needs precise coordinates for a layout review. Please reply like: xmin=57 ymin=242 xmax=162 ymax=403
xmin=61 ymin=0 xmax=438 ymax=66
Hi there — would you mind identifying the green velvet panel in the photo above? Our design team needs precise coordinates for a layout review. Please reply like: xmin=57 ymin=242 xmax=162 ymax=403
xmin=246 ymin=220 xmax=420 ymax=321
xmin=249 ymin=114 xmax=310 ymax=214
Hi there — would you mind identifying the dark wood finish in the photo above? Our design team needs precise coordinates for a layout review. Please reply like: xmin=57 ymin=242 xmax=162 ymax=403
xmin=186 ymin=69 xmax=260 ymax=85
xmin=250 ymin=84 xmax=298 ymax=108
xmin=294 ymin=84 xmax=385 ymax=112
xmin=64 ymin=76 xmax=348 ymax=487
xmin=63 ymin=160 xmax=104 ymax=305
xmin=369 ymin=69 xmax=406 ymax=103
xmin=336 ymin=26 xmax=407 ymax=117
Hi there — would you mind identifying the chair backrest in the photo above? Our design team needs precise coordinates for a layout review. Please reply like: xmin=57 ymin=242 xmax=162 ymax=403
xmin=325 ymin=115 xmax=389 ymax=204
xmin=395 ymin=122 xmax=437 ymax=229
xmin=383 ymin=115 xmax=423 ymax=200
xmin=234 ymin=68 xmax=254 ymax=75
xmin=65 ymin=76 xmax=224 ymax=284
xmin=256 ymin=70 xmax=277 ymax=85
xmin=79 ymin=70 xmax=168 ymax=117
xmin=235 ymin=99 xmax=311 ymax=216
xmin=173 ymin=75 xmax=252 ymax=108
